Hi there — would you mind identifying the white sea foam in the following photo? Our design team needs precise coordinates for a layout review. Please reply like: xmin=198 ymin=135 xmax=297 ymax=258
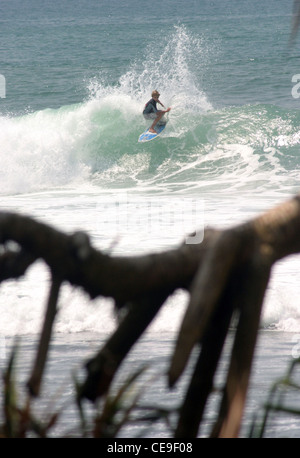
xmin=0 ymin=25 xmax=300 ymax=337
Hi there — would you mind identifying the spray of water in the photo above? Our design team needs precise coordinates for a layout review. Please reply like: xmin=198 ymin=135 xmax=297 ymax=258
xmin=88 ymin=25 xmax=212 ymax=112
xmin=0 ymin=25 xmax=298 ymax=196
xmin=0 ymin=26 xmax=213 ymax=195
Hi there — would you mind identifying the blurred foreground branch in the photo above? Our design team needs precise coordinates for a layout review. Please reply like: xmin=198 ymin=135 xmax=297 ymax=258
xmin=1 ymin=194 xmax=300 ymax=437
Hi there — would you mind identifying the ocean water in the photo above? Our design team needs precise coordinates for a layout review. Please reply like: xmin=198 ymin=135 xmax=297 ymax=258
xmin=1 ymin=0 xmax=300 ymax=438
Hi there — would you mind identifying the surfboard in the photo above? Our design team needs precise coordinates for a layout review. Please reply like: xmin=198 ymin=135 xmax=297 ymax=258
xmin=138 ymin=123 xmax=166 ymax=143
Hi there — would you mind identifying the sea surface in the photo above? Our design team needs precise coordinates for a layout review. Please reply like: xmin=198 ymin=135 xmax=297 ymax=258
xmin=1 ymin=0 xmax=300 ymax=438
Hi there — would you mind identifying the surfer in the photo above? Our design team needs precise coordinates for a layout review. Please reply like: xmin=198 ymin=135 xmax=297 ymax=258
xmin=143 ymin=90 xmax=171 ymax=133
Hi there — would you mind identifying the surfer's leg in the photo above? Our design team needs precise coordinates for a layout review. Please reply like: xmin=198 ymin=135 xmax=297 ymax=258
xmin=149 ymin=112 xmax=164 ymax=133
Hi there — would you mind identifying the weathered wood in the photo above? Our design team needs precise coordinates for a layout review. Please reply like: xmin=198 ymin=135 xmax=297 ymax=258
xmin=168 ymin=228 xmax=245 ymax=388
xmin=0 ymin=249 xmax=36 ymax=281
xmin=211 ymin=253 xmax=271 ymax=437
xmin=27 ymin=276 xmax=62 ymax=397
xmin=79 ymin=290 xmax=169 ymax=401
xmin=174 ymin=283 xmax=234 ymax=438
xmin=0 ymin=212 xmax=215 ymax=303
xmin=0 ymin=193 xmax=300 ymax=437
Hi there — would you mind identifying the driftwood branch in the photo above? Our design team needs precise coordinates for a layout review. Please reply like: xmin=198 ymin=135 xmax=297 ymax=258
xmin=0 ymin=212 xmax=212 ymax=303
xmin=27 ymin=275 xmax=62 ymax=397
xmin=0 ymin=194 xmax=300 ymax=437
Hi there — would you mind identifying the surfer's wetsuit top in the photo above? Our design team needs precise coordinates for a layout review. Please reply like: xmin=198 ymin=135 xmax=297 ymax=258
xmin=143 ymin=98 xmax=158 ymax=119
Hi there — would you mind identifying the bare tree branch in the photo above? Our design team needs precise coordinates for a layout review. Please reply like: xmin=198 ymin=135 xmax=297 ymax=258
xmin=1 ymin=194 xmax=300 ymax=437
xmin=0 ymin=212 xmax=213 ymax=304
xmin=27 ymin=276 xmax=62 ymax=397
